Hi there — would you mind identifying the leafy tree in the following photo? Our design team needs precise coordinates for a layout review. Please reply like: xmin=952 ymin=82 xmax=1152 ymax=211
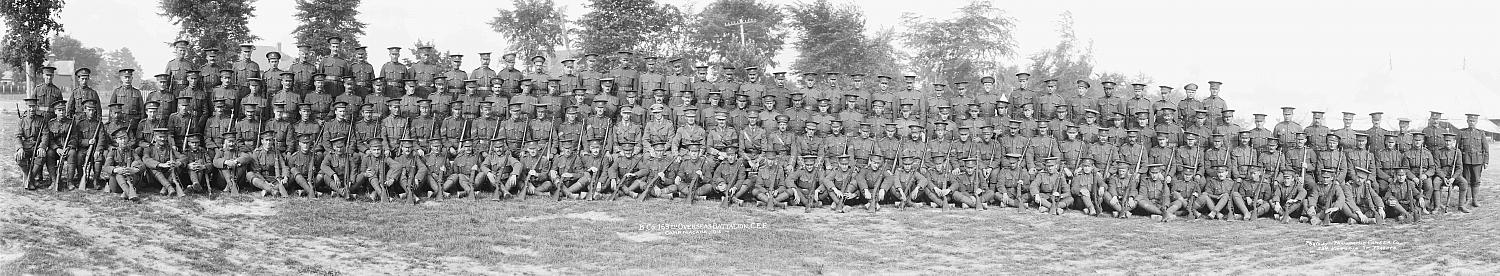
xmin=159 ymin=0 xmax=259 ymax=64
xmin=292 ymin=0 xmax=366 ymax=57
xmin=0 ymin=0 xmax=66 ymax=75
xmin=576 ymin=0 xmax=683 ymax=59
xmin=685 ymin=0 xmax=784 ymax=69
xmin=96 ymin=47 xmax=141 ymax=88
xmin=787 ymin=0 xmax=900 ymax=75
xmin=48 ymin=35 xmax=103 ymax=70
xmin=489 ymin=0 xmax=569 ymax=61
xmin=900 ymin=0 xmax=1016 ymax=84
xmin=1027 ymin=11 xmax=1093 ymax=84
xmin=403 ymin=40 xmax=457 ymax=73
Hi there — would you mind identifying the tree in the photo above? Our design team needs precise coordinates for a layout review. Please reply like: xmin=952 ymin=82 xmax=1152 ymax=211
xmin=96 ymin=47 xmax=141 ymax=88
xmin=787 ymin=0 xmax=899 ymax=75
xmin=489 ymin=0 xmax=569 ymax=62
xmin=0 ymin=0 xmax=66 ymax=75
xmin=48 ymin=35 xmax=103 ymax=70
xmin=159 ymin=0 xmax=259 ymax=64
xmin=576 ymin=0 xmax=684 ymax=59
xmin=901 ymin=0 xmax=1017 ymax=84
xmin=293 ymin=0 xmax=366 ymax=57
xmin=1027 ymin=11 xmax=1093 ymax=84
xmin=685 ymin=0 xmax=785 ymax=69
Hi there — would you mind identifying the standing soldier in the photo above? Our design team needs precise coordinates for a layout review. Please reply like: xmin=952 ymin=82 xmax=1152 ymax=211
xmin=146 ymin=73 xmax=179 ymax=116
xmin=379 ymin=47 xmax=410 ymax=82
xmin=198 ymin=49 xmax=226 ymax=88
xmin=1273 ymin=107 xmax=1302 ymax=148
xmin=164 ymin=40 xmax=196 ymax=90
xmin=470 ymin=52 xmax=497 ymax=95
xmin=1333 ymin=112 xmax=1360 ymax=149
xmin=1457 ymin=114 xmax=1487 ymax=208
xmin=233 ymin=44 xmax=260 ymax=87
xmin=305 ymin=75 xmax=335 ymax=119
xmin=1305 ymin=111 xmax=1332 ymax=149
xmin=110 ymin=69 xmax=146 ymax=122
xmin=1248 ymin=114 xmax=1272 ymax=148
xmin=1215 ymin=110 xmax=1242 ymax=137
xmin=348 ymin=46 xmax=375 ymax=87
xmin=1432 ymin=133 xmax=1467 ymax=213
xmin=1203 ymin=81 xmax=1227 ymax=122
xmin=319 ymin=37 xmax=350 ymax=79
xmin=1366 ymin=112 xmax=1391 ymax=144
xmin=262 ymin=51 xmax=287 ymax=91
xmin=442 ymin=54 xmax=468 ymax=89
xmin=1123 ymin=83 xmax=1152 ymax=120
xmin=1421 ymin=111 xmax=1458 ymax=150
xmin=68 ymin=68 xmax=101 ymax=117
xmin=410 ymin=46 xmax=440 ymax=85
xmin=1177 ymin=84 xmax=1203 ymax=123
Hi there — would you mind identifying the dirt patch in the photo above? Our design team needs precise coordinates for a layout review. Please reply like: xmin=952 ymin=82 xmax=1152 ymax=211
xmin=195 ymin=198 xmax=279 ymax=217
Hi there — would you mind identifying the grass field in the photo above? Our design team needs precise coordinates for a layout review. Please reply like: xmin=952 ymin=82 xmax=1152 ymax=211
xmin=1 ymin=115 xmax=1498 ymax=275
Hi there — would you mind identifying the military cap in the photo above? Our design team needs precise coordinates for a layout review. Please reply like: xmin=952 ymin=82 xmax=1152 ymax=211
xmin=117 ymin=68 xmax=135 ymax=75
xmin=1130 ymin=83 xmax=1146 ymax=89
xmin=1015 ymin=72 xmax=1031 ymax=77
xmin=1398 ymin=118 xmax=1411 ymax=123
xmin=1466 ymin=113 xmax=1481 ymax=118
xmin=1319 ymin=168 xmax=1337 ymax=173
xmin=1042 ymin=156 xmax=1060 ymax=161
xmin=979 ymin=76 xmax=996 ymax=83
xmin=1100 ymin=81 xmax=1116 ymax=86
xmin=1310 ymin=111 xmax=1325 ymax=116
xmin=1183 ymin=83 xmax=1199 ymax=90
xmin=1003 ymin=153 xmax=1023 ymax=158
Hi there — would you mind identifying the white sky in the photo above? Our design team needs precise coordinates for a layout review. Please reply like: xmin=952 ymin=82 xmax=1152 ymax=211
xmin=19 ymin=0 xmax=1500 ymax=122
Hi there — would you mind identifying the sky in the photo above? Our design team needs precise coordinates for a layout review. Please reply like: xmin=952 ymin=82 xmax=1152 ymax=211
xmin=15 ymin=0 xmax=1500 ymax=125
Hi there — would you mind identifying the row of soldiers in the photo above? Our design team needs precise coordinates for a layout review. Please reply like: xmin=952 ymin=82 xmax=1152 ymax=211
xmin=11 ymin=38 xmax=1489 ymax=225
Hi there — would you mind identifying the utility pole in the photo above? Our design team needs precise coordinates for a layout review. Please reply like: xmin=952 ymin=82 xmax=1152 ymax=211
xmin=725 ymin=19 xmax=757 ymax=65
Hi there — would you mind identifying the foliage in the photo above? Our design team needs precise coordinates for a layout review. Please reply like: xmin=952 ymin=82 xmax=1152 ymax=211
xmin=0 ymin=0 xmax=66 ymax=74
xmin=292 ymin=0 xmax=366 ymax=57
xmin=1026 ymin=11 xmax=1093 ymax=84
xmin=159 ymin=0 xmax=260 ymax=64
xmin=95 ymin=47 xmax=141 ymax=88
xmin=48 ymin=35 xmax=103 ymax=70
xmin=900 ymin=0 xmax=1016 ymax=84
xmin=684 ymin=0 xmax=785 ymax=69
xmin=576 ymin=0 xmax=684 ymax=62
xmin=489 ymin=0 xmax=569 ymax=62
xmin=786 ymin=0 xmax=902 ymax=75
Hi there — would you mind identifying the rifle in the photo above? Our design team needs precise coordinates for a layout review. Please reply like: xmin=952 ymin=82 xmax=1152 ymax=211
xmin=79 ymin=116 xmax=104 ymax=190
xmin=53 ymin=116 xmax=76 ymax=191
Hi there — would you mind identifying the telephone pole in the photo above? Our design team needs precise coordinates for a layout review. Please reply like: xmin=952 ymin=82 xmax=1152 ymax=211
xmin=725 ymin=19 xmax=757 ymax=64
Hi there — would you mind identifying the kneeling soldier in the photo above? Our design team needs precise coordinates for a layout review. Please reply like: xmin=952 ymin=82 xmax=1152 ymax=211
xmin=104 ymin=128 xmax=144 ymax=200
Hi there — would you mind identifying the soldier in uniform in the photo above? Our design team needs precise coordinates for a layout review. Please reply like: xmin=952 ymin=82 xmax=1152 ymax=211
xmin=1457 ymin=114 xmax=1487 ymax=208
xmin=262 ymin=51 xmax=288 ymax=91
xmin=164 ymin=40 xmax=196 ymax=90
xmin=318 ymin=136 xmax=356 ymax=199
xmin=198 ymin=49 xmax=226 ymax=88
xmin=1421 ymin=111 xmax=1458 ymax=150
xmin=103 ymin=128 xmax=144 ymax=200
xmin=1271 ymin=167 xmax=1309 ymax=223
xmin=1432 ymin=133 xmax=1468 ymax=212
xmin=145 ymin=73 xmax=179 ymax=116
xmin=110 ymin=69 xmax=146 ymax=122
xmin=379 ymin=47 xmax=410 ymax=83
xmin=1305 ymin=111 xmax=1332 ymax=150
xmin=1272 ymin=107 xmax=1302 ymax=148
xmin=67 ymin=67 xmax=101 ymax=117
xmin=232 ymin=44 xmax=261 ymax=87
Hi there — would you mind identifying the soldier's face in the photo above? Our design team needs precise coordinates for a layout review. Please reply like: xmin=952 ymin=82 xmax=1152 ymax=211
xmin=1469 ymin=117 xmax=1479 ymax=126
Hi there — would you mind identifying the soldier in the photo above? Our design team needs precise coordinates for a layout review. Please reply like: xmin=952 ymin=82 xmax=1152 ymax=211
xmin=1421 ymin=111 xmax=1458 ymax=150
xmin=1457 ymin=114 xmax=1487 ymax=208
xmin=379 ymin=47 xmax=410 ymax=82
xmin=347 ymin=46 xmax=374 ymax=86
xmin=1237 ymin=165 xmax=1274 ymax=221
xmin=1384 ymin=167 xmax=1422 ymax=222
xmin=1273 ymin=107 xmax=1302 ymax=148
xmin=497 ymin=53 xmax=523 ymax=95
xmin=287 ymin=45 xmax=319 ymax=89
xmin=603 ymin=141 xmax=643 ymax=201
xmin=1403 ymin=132 xmax=1438 ymax=213
xmin=103 ymin=128 xmax=144 ymax=200
xmin=469 ymin=52 xmax=498 ymax=94
xmin=199 ymin=49 xmax=226 ymax=88
xmin=1070 ymin=158 xmax=1104 ymax=215
xmin=244 ymin=130 xmax=290 ymax=197
xmin=72 ymin=100 xmax=106 ymax=190
xmin=416 ymin=137 xmax=449 ymax=199
xmin=410 ymin=46 xmax=440 ymax=85
xmin=263 ymin=51 xmax=287 ymax=90
xmin=1305 ymin=111 xmax=1332 ymax=149
xmin=351 ymin=138 xmax=390 ymax=201
xmin=165 ymin=40 xmax=196 ymax=89
xmin=145 ymin=73 xmax=179 ymax=116
xmin=66 ymin=67 xmax=101 ymax=117
xmin=1248 ymin=113 xmax=1272 ymax=148
xmin=1432 ymin=133 xmax=1468 ymax=213
xmin=304 ymin=75 xmax=335 ymax=119
xmin=386 ymin=138 xmax=426 ymax=203
xmin=1230 ymin=131 xmax=1260 ymax=180
xmin=1161 ymin=165 xmax=1205 ymax=221
xmin=1201 ymin=165 xmax=1235 ymax=220
xmin=314 ymin=136 xmax=354 ymax=199
xmin=231 ymin=44 xmax=261 ymax=87
xmin=1271 ymin=168 xmax=1309 ymax=223
xmin=110 ymin=69 xmax=146 ymax=122
xmin=1316 ymin=133 xmax=1351 ymax=183
xmin=1366 ymin=112 xmax=1391 ymax=146
xmin=1029 ymin=157 xmax=1070 ymax=215
xmin=1177 ymin=84 xmax=1203 ymax=123
xmin=35 ymin=100 xmax=76 ymax=190
xmin=168 ymin=96 xmax=203 ymax=147
xmin=284 ymin=134 xmax=322 ymax=197
xmin=1333 ymin=112 xmax=1359 ymax=149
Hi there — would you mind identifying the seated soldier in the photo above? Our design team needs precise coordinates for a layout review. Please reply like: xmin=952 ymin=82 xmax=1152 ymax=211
xmin=1030 ymin=157 xmax=1070 ymax=215
xmin=1069 ymin=158 xmax=1102 ymax=216
xmin=1271 ymin=168 xmax=1310 ymax=223
xmin=1127 ymin=164 xmax=1169 ymax=220
xmin=1234 ymin=165 xmax=1275 ymax=221
xmin=1383 ymin=168 xmax=1422 ymax=223
xmin=1201 ymin=165 xmax=1236 ymax=220
xmin=103 ymin=128 xmax=144 ymax=201
xmin=443 ymin=138 xmax=484 ymax=200
xmin=1101 ymin=161 xmax=1138 ymax=218
xmin=1162 ymin=165 xmax=1206 ymax=221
